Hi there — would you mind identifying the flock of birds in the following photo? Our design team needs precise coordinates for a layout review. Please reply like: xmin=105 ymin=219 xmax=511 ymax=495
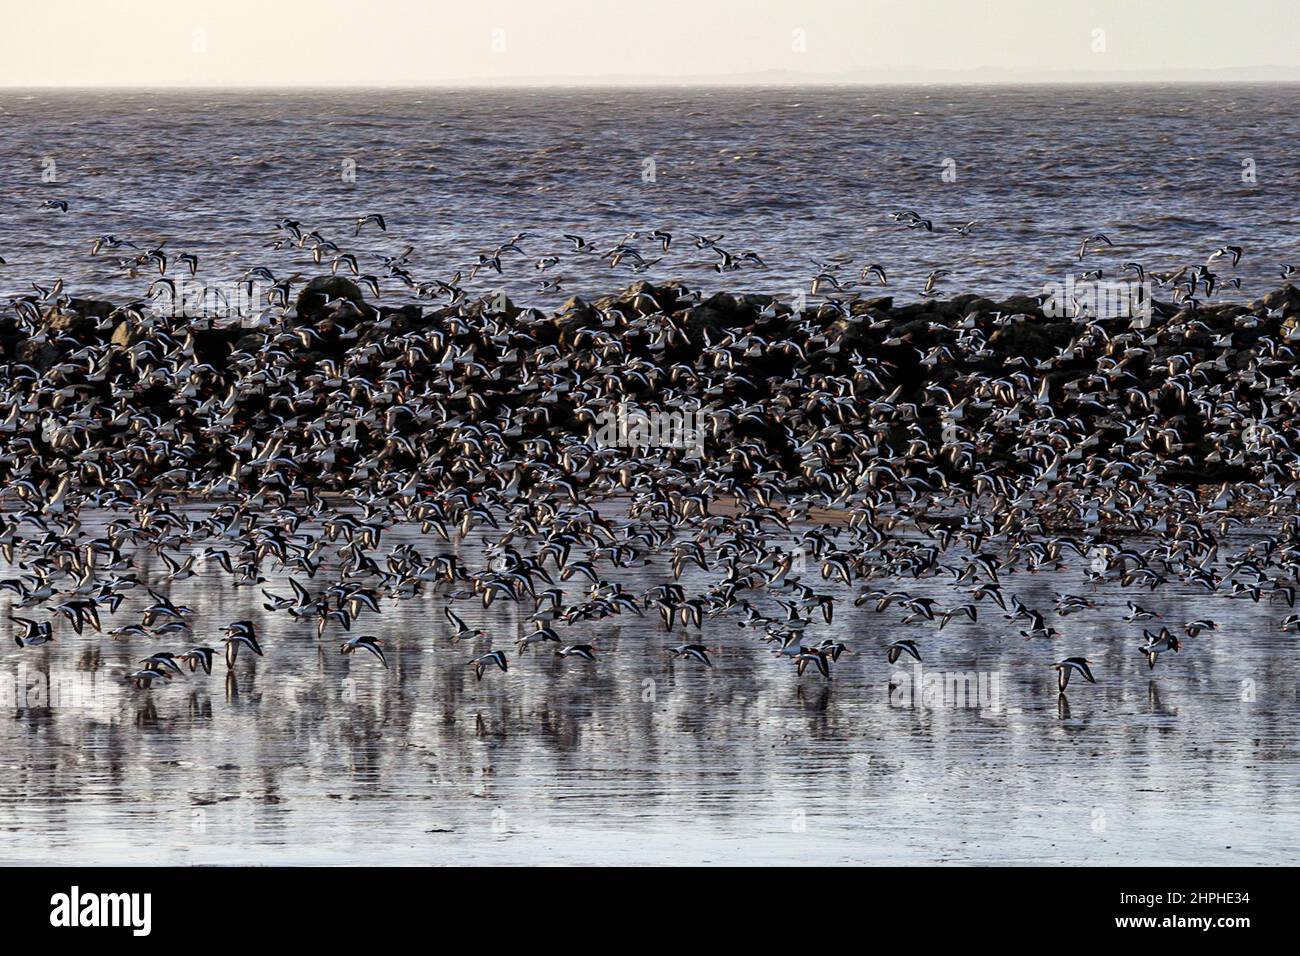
xmin=5 ymin=205 xmax=1300 ymax=705
xmin=31 ymin=198 xmax=1300 ymax=304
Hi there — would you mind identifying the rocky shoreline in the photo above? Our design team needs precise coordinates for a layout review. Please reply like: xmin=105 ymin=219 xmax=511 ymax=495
xmin=7 ymin=275 xmax=1300 ymax=526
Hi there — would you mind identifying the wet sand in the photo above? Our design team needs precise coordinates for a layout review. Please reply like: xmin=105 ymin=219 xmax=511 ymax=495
xmin=1 ymin=515 xmax=1295 ymax=865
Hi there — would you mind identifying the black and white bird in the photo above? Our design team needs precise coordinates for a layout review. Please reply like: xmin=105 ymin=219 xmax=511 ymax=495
xmin=886 ymin=639 xmax=921 ymax=664
xmin=468 ymin=650 xmax=508 ymax=681
xmin=178 ymin=647 xmax=215 ymax=675
xmin=11 ymin=616 xmax=54 ymax=648
xmin=1052 ymin=657 xmax=1096 ymax=692
xmin=668 ymin=643 xmax=713 ymax=667
xmin=354 ymin=213 xmax=386 ymax=235
xmin=1138 ymin=628 xmax=1179 ymax=670
xmin=340 ymin=634 xmax=387 ymax=667
xmin=1077 ymin=233 xmax=1112 ymax=259
xmin=221 ymin=621 xmax=263 ymax=668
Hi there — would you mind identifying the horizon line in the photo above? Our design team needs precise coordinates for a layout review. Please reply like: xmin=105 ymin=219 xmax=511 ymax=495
xmin=6 ymin=78 xmax=1300 ymax=92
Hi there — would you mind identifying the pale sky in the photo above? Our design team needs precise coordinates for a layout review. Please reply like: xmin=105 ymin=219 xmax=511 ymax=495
xmin=3 ymin=0 xmax=1299 ymax=86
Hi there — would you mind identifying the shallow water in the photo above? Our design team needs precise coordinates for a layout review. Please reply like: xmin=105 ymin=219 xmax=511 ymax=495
xmin=2 ymin=86 xmax=1298 ymax=304
xmin=1 ymin=514 xmax=1296 ymax=865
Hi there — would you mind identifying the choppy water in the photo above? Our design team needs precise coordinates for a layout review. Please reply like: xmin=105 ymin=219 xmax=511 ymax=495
xmin=0 ymin=513 xmax=1296 ymax=865
xmin=2 ymin=86 xmax=1299 ymax=304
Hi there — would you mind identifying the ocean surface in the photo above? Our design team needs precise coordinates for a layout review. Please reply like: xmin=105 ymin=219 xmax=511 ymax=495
xmin=2 ymin=86 xmax=1299 ymax=305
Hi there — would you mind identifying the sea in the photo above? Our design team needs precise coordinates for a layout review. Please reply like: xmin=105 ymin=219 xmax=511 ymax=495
xmin=2 ymin=86 xmax=1299 ymax=304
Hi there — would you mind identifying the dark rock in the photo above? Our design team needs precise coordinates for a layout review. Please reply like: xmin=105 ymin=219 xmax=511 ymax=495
xmin=989 ymin=319 xmax=1074 ymax=360
xmin=683 ymin=293 xmax=756 ymax=343
xmin=831 ymin=317 xmax=878 ymax=352
xmin=17 ymin=339 xmax=61 ymax=369
xmin=233 ymin=332 xmax=269 ymax=354
xmin=295 ymin=276 xmax=366 ymax=323
xmin=65 ymin=298 xmax=115 ymax=321
xmin=110 ymin=321 xmax=140 ymax=348
xmin=373 ymin=304 xmax=424 ymax=337
xmin=553 ymin=296 xmax=599 ymax=348
xmin=1256 ymin=284 xmax=1300 ymax=316
xmin=996 ymin=294 xmax=1047 ymax=318
xmin=959 ymin=296 xmax=999 ymax=316
xmin=894 ymin=317 xmax=940 ymax=341
xmin=44 ymin=309 xmax=98 ymax=340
